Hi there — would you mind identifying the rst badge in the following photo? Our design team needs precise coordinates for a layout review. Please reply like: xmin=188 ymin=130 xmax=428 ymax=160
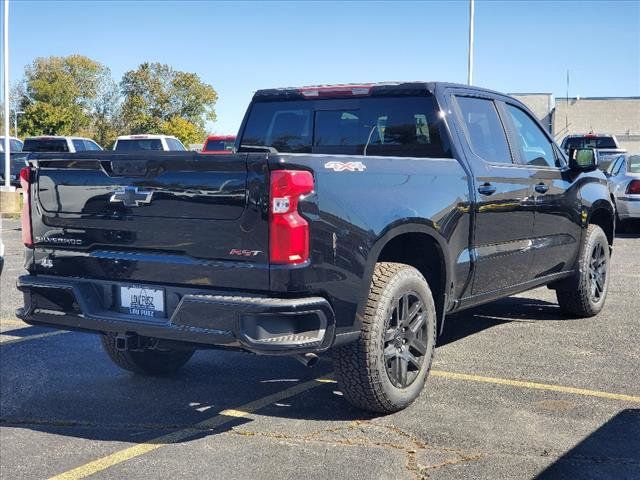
xmin=324 ymin=161 xmax=366 ymax=172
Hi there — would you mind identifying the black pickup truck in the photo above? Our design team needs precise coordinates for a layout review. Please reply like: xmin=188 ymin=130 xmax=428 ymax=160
xmin=17 ymin=82 xmax=615 ymax=413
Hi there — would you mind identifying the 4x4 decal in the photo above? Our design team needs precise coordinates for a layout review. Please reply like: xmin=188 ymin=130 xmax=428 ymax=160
xmin=324 ymin=161 xmax=366 ymax=172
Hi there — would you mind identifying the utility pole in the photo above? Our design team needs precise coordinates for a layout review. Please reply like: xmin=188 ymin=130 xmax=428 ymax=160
xmin=14 ymin=109 xmax=23 ymax=137
xmin=467 ymin=0 xmax=474 ymax=85
xmin=2 ymin=0 xmax=10 ymax=189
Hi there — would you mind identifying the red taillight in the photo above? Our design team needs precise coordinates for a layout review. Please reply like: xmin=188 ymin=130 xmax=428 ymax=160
xmin=627 ymin=180 xmax=640 ymax=195
xmin=20 ymin=167 xmax=33 ymax=247
xmin=269 ymin=170 xmax=314 ymax=264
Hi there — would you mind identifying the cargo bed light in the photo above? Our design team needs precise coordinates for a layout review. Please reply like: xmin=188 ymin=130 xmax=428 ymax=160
xmin=269 ymin=170 xmax=314 ymax=264
xmin=298 ymin=84 xmax=373 ymax=98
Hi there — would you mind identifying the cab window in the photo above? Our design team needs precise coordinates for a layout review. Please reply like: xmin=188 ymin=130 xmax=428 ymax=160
xmin=454 ymin=96 xmax=513 ymax=164
xmin=505 ymin=104 xmax=558 ymax=168
xmin=72 ymin=139 xmax=86 ymax=152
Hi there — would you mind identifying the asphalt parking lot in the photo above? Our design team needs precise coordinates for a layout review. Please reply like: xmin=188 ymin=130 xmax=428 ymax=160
xmin=1 ymin=218 xmax=639 ymax=480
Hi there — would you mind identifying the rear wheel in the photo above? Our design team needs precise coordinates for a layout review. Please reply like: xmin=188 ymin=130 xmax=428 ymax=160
xmin=332 ymin=262 xmax=437 ymax=413
xmin=556 ymin=224 xmax=610 ymax=317
xmin=100 ymin=333 xmax=195 ymax=376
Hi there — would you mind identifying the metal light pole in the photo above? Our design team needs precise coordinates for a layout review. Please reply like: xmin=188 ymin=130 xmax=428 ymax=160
xmin=2 ymin=0 xmax=10 ymax=189
xmin=467 ymin=0 xmax=474 ymax=86
xmin=14 ymin=109 xmax=23 ymax=137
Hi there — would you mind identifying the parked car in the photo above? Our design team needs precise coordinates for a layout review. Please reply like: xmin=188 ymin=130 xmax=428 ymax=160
xmin=0 ymin=237 xmax=4 ymax=276
xmin=17 ymin=82 xmax=614 ymax=413
xmin=0 ymin=137 xmax=27 ymax=187
xmin=113 ymin=135 xmax=186 ymax=151
xmin=606 ymin=154 xmax=640 ymax=230
xmin=22 ymin=136 xmax=103 ymax=153
xmin=201 ymin=135 xmax=236 ymax=154
xmin=560 ymin=133 xmax=626 ymax=170
xmin=0 ymin=136 xmax=24 ymax=152
xmin=0 ymin=153 xmax=29 ymax=187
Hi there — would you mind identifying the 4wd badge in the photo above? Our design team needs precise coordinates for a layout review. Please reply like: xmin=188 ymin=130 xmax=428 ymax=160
xmin=324 ymin=161 xmax=366 ymax=172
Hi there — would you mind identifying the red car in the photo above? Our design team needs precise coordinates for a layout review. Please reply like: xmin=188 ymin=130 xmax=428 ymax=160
xmin=201 ymin=135 xmax=236 ymax=154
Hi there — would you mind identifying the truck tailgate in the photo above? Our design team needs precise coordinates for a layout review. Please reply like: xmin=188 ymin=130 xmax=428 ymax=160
xmin=28 ymin=152 xmax=270 ymax=291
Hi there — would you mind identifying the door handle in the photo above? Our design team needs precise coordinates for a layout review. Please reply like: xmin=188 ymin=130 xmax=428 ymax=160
xmin=478 ymin=183 xmax=496 ymax=196
xmin=535 ymin=182 xmax=549 ymax=194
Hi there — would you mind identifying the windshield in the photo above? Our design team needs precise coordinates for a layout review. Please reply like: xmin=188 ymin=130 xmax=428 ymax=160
xmin=0 ymin=138 xmax=23 ymax=152
xmin=239 ymin=95 xmax=450 ymax=157
xmin=115 ymin=139 xmax=164 ymax=151
xmin=23 ymin=138 xmax=69 ymax=152
xmin=629 ymin=155 xmax=640 ymax=174
xmin=563 ymin=136 xmax=617 ymax=150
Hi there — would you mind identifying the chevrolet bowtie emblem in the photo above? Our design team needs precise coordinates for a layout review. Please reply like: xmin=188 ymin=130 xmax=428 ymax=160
xmin=109 ymin=186 xmax=154 ymax=207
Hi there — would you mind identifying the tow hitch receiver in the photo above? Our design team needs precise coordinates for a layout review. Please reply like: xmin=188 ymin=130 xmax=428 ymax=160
xmin=115 ymin=333 xmax=142 ymax=351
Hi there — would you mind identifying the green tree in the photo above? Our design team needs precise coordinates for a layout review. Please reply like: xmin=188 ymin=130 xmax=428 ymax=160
xmin=120 ymin=62 xmax=217 ymax=144
xmin=161 ymin=116 xmax=205 ymax=147
xmin=18 ymin=55 xmax=116 ymax=138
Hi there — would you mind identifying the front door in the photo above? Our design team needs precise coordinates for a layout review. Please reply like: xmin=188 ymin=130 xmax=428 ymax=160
xmin=448 ymin=92 xmax=537 ymax=295
xmin=501 ymin=102 xmax=582 ymax=278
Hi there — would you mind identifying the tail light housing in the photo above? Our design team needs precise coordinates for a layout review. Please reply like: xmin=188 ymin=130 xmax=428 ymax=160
xmin=626 ymin=180 xmax=640 ymax=195
xmin=269 ymin=170 xmax=314 ymax=264
xmin=20 ymin=167 xmax=33 ymax=247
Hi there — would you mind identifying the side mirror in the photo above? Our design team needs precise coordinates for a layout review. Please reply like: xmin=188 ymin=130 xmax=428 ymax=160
xmin=568 ymin=148 xmax=597 ymax=172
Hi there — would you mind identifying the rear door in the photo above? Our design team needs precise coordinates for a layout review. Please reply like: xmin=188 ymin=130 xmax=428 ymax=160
xmin=447 ymin=90 xmax=536 ymax=295
xmin=30 ymin=151 xmax=270 ymax=291
xmin=501 ymin=102 xmax=582 ymax=278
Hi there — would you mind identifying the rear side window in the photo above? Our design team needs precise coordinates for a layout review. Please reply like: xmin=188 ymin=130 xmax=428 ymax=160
xmin=23 ymin=138 xmax=69 ymax=152
xmin=72 ymin=139 xmax=86 ymax=152
xmin=115 ymin=139 xmax=164 ymax=151
xmin=455 ymin=96 xmax=512 ymax=164
xmin=165 ymin=138 xmax=186 ymax=151
xmin=84 ymin=140 xmax=102 ymax=151
xmin=240 ymin=96 xmax=449 ymax=157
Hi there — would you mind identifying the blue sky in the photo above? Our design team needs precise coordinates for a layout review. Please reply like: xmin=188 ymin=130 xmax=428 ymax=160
xmin=3 ymin=0 xmax=639 ymax=135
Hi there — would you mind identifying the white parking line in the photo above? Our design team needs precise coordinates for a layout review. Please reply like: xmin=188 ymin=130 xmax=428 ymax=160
xmin=0 ymin=331 xmax=67 ymax=345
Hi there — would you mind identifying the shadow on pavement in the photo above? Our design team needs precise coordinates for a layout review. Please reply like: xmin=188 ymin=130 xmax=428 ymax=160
xmin=616 ymin=219 xmax=640 ymax=238
xmin=439 ymin=296 xmax=567 ymax=347
xmin=535 ymin=409 xmax=640 ymax=479
xmin=1 ymin=294 xmax=574 ymax=444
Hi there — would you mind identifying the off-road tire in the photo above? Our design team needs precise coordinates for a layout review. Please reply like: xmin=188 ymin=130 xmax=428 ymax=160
xmin=332 ymin=262 xmax=437 ymax=413
xmin=101 ymin=333 xmax=195 ymax=375
xmin=556 ymin=224 xmax=610 ymax=317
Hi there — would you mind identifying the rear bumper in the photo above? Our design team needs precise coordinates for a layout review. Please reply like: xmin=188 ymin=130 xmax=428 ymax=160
xmin=616 ymin=196 xmax=640 ymax=220
xmin=16 ymin=275 xmax=336 ymax=355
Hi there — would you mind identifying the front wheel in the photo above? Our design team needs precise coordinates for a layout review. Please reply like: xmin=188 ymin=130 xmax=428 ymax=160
xmin=556 ymin=224 xmax=611 ymax=317
xmin=101 ymin=333 xmax=195 ymax=376
xmin=332 ymin=262 xmax=437 ymax=413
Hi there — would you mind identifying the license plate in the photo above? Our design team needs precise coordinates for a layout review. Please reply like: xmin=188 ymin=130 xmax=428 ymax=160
xmin=119 ymin=286 xmax=165 ymax=318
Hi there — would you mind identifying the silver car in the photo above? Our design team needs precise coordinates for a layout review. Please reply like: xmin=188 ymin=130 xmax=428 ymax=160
xmin=606 ymin=154 xmax=640 ymax=228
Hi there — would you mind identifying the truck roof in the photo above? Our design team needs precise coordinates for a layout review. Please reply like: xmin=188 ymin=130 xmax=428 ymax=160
xmin=116 ymin=134 xmax=179 ymax=140
xmin=206 ymin=135 xmax=236 ymax=141
xmin=24 ymin=135 xmax=93 ymax=141
xmin=252 ymin=81 xmax=508 ymax=101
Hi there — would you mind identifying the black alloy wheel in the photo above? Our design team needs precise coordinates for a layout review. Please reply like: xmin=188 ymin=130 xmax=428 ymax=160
xmin=383 ymin=292 xmax=428 ymax=388
xmin=589 ymin=241 xmax=607 ymax=302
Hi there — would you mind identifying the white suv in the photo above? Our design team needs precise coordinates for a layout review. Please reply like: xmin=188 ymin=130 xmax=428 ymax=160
xmin=22 ymin=136 xmax=103 ymax=153
xmin=113 ymin=135 xmax=186 ymax=151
